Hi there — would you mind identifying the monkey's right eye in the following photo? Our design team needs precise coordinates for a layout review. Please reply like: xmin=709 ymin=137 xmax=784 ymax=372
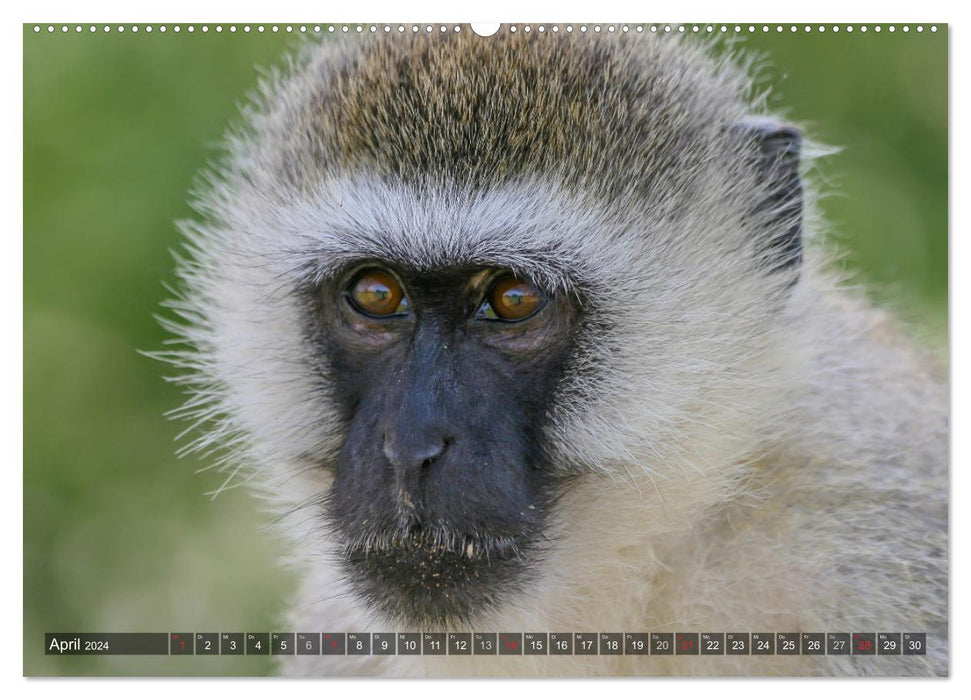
xmin=345 ymin=269 xmax=410 ymax=317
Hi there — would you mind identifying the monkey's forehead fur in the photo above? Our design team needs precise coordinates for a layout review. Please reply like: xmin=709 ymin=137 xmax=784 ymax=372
xmin=244 ymin=33 xmax=753 ymax=196
xmin=199 ymin=33 xmax=783 ymax=288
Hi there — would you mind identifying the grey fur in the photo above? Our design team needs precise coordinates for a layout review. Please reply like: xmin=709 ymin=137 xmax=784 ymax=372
xmin=156 ymin=30 xmax=948 ymax=676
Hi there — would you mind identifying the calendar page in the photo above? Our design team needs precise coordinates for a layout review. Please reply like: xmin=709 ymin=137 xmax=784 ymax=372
xmin=23 ymin=20 xmax=948 ymax=678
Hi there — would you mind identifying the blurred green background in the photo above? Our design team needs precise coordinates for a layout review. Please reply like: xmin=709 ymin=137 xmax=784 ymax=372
xmin=23 ymin=25 xmax=947 ymax=676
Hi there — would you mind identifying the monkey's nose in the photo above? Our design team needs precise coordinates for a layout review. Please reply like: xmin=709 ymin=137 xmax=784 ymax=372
xmin=383 ymin=432 xmax=452 ymax=475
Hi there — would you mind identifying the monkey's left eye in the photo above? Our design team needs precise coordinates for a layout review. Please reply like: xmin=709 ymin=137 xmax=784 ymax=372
xmin=346 ymin=268 xmax=410 ymax=317
xmin=476 ymin=275 xmax=545 ymax=322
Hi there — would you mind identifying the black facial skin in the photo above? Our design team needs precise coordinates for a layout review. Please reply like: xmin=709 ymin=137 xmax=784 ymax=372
xmin=308 ymin=264 xmax=578 ymax=627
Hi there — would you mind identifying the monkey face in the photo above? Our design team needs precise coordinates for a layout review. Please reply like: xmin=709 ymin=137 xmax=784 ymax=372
xmin=167 ymin=33 xmax=810 ymax=636
xmin=310 ymin=263 xmax=579 ymax=626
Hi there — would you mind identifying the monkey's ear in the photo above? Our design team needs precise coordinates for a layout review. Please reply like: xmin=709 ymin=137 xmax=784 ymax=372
xmin=731 ymin=117 xmax=803 ymax=274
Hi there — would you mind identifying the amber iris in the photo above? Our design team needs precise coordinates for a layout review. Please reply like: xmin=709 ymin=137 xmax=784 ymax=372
xmin=489 ymin=276 xmax=543 ymax=321
xmin=348 ymin=269 xmax=407 ymax=317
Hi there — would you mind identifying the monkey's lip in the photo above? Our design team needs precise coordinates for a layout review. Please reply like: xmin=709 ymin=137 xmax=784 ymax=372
xmin=340 ymin=526 xmax=524 ymax=565
xmin=341 ymin=526 xmax=527 ymax=586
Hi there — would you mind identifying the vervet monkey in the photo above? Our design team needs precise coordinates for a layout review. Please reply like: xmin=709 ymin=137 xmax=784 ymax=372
xmin=160 ymin=30 xmax=948 ymax=676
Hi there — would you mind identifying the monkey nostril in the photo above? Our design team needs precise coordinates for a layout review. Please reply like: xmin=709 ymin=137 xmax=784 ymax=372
xmin=383 ymin=433 xmax=452 ymax=473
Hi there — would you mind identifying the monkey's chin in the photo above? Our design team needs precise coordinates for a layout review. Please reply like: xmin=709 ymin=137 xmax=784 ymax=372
xmin=338 ymin=527 xmax=534 ymax=628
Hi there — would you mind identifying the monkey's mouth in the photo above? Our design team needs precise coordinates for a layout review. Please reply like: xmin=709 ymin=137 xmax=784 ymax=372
xmin=338 ymin=526 xmax=535 ymax=627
